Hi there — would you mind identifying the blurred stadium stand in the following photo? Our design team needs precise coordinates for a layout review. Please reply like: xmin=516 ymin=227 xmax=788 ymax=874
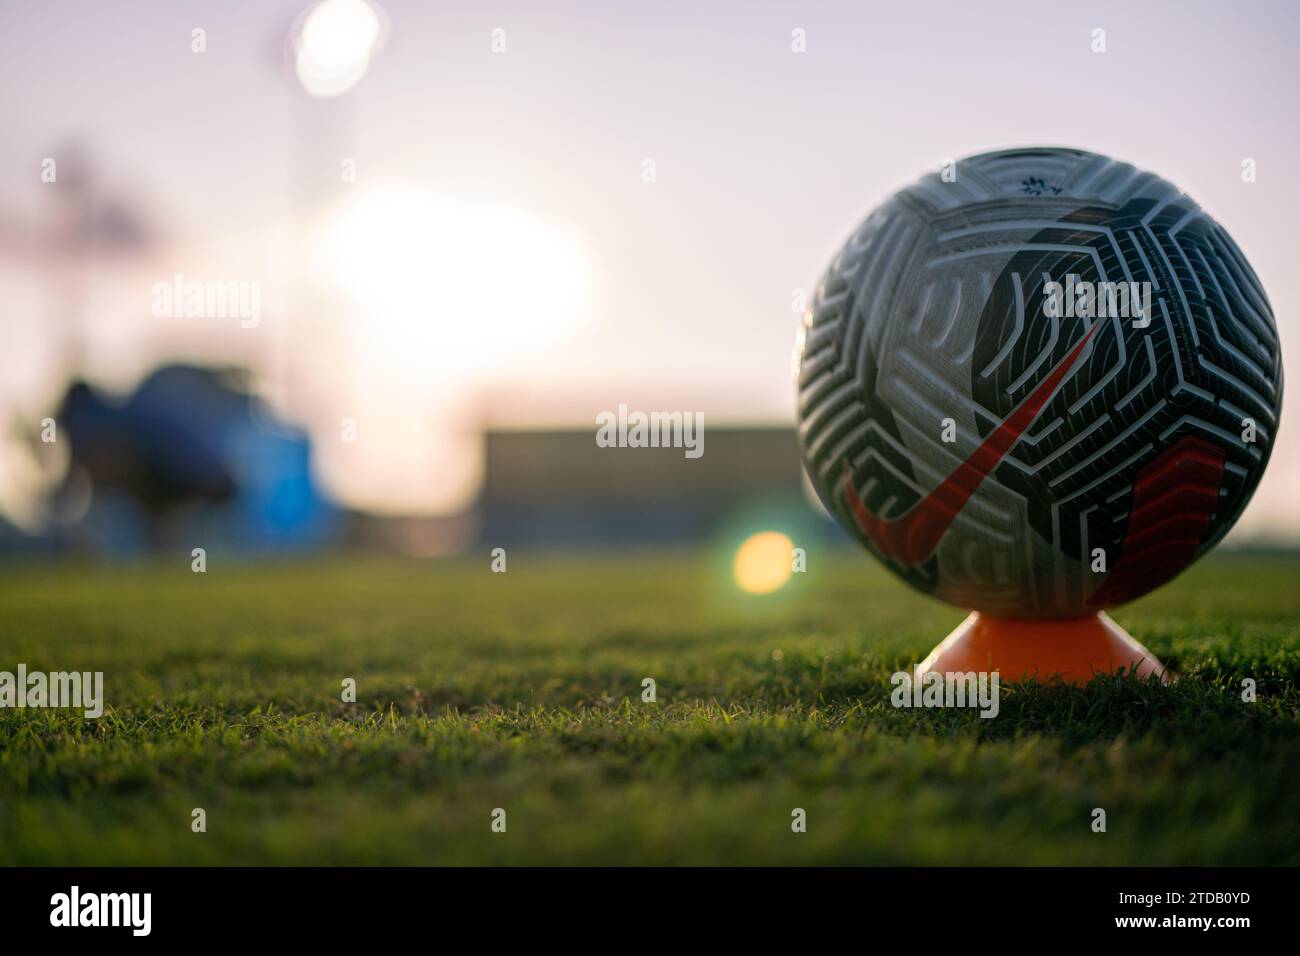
xmin=13 ymin=380 xmax=833 ymax=556
xmin=473 ymin=426 xmax=825 ymax=550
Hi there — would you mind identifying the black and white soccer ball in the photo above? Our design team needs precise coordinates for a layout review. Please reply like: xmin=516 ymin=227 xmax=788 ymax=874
xmin=795 ymin=147 xmax=1283 ymax=617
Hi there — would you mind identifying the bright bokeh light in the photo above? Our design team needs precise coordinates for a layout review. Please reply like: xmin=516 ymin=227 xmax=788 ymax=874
xmin=317 ymin=185 xmax=596 ymax=363
xmin=734 ymin=531 xmax=795 ymax=594
xmin=304 ymin=183 xmax=597 ymax=515
xmin=293 ymin=0 xmax=384 ymax=98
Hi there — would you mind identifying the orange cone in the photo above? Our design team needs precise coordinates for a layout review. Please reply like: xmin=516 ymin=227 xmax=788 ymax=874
xmin=916 ymin=611 xmax=1166 ymax=685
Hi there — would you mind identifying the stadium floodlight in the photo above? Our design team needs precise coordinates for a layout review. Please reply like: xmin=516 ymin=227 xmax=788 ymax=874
xmin=290 ymin=0 xmax=386 ymax=98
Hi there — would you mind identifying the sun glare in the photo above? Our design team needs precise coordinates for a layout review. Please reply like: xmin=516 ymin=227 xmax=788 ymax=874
xmin=303 ymin=185 xmax=598 ymax=516
xmin=734 ymin=531 xmax=795 ymax=595
xmin=317 ymin=186 xmax=596 ymax=368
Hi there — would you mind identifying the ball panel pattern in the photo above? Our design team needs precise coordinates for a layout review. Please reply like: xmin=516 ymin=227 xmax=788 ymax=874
xmin=796 ymin=148 xmax=1283 ymax=616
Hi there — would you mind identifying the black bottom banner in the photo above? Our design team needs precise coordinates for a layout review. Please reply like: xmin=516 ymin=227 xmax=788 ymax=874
xmin=0 ymin=865 xmax=1291 ymax=942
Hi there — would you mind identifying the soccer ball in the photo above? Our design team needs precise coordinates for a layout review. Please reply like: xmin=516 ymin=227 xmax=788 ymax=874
xmin=795 ymin=147 xmax=1283 ymax=617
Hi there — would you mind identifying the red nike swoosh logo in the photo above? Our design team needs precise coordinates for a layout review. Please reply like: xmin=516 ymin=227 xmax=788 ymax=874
xmin=842 ymin=323 xmax=1100 ymax=565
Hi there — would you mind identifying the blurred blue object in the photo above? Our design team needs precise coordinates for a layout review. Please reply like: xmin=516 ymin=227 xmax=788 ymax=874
xmin=54 ymin=365 xmax=335 ymax=553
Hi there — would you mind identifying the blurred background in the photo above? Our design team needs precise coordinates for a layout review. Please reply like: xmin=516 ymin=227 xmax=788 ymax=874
xmin=0 ymin=0 xmax=1295 ymax=571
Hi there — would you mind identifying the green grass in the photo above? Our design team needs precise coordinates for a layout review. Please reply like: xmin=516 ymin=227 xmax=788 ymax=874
xmin=1 ymin=550 xmax=1298 ymax=865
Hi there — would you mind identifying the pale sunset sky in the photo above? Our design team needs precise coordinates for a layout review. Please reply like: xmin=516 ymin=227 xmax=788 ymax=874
xmin=0 ymin=0 xmax=1295 ymax=536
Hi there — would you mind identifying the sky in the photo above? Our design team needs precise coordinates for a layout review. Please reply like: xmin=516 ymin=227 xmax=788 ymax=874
xmin=0 ymin=0 xmax=1296 ymax=536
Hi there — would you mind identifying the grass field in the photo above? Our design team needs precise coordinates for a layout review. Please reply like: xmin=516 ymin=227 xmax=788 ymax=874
xmin=1 ymin=549 xmax=1298 ymax=865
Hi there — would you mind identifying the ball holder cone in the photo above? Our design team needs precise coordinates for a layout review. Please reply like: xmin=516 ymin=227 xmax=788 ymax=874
xmin=916 ymin=611 xmax=1166 ymax=685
